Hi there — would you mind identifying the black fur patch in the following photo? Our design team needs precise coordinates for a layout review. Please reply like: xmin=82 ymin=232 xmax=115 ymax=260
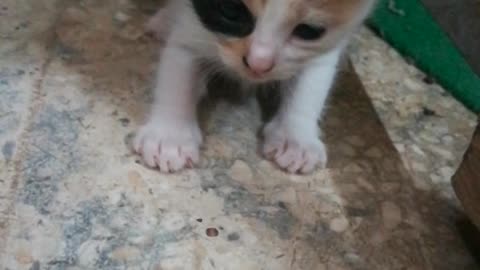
xmin=190 ymin=0 xmax=255 ymax=37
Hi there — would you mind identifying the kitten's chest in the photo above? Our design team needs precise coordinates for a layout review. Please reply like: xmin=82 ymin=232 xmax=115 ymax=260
xmin=198 ymin=59 xmax=283 ymax=104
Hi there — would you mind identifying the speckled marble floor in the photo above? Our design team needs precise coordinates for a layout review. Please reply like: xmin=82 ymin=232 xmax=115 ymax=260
xmin=0 ymin=0 xmax=478 ymax=269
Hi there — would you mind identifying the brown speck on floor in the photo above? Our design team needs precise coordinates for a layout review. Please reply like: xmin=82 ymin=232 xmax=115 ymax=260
xmin=206 ymin=228 xmax=219 ymax=237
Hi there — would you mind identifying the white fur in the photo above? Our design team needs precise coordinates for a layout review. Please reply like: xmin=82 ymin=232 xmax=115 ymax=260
xmin=262 ymin=48 xmax=341 ymax=173
xmin=133 ymin=45 xmax=203 ymax=171
xmin=135 ymin=0 xmax=372 ymax=173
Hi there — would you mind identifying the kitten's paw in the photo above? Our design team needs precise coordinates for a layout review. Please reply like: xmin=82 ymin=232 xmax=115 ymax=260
xmin=145 ymin=9 xmax=167 ymax=40
xmin=262 ymin=121 xmax=327 ymax=174
xmin=133 ymin=122 xmax=202 ymax=173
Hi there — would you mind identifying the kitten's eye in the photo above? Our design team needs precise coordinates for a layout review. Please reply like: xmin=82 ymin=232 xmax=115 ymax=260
xmin=292 ymin=24 xmax=326 ymax=41
xmin=219 ymin=1 xmax=249 ymax=21
xmin=191 ymin=0 xmax=254 ymax=37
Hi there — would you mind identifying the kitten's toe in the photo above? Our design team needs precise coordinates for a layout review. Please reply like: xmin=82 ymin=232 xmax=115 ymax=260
xmin=134 ymin=123 xmax=201 ymax=173
xmin=155 ymin=145 xmax=181 ymax=172
xmin=179 ymin=145 xmax=200 ymax=165
xmin=145 ymin=9 xmax=167 ymax=40
xmin=156 ymin=143 xmax=199 ymax=173
xmin=275 ymin=142 xmax=304 ymax=173
xmin=143 ymin=140 xmax=162 ymax=168
xmin=262 ymin=132 xmax=327 ymax=174
xmin=300 ymin=142 xmax=327 ymax=174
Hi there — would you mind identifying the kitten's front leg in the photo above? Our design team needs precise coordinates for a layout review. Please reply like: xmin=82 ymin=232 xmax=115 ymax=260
xmin=134 ymin=46 xmax=202 ymax=172
xmin=262 ymin=50 xmax=341 ymax=174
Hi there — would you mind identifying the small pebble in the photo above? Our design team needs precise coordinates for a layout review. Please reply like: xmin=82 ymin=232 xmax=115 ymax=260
xmin=277 ymin=201 xmax=287 ymax=209
xmin=114 ymin=11 xmax=131 ymax=23
xmin=423 ymin=76 xmax=435 ymax=85
xmin=227 ymin=232 xmax=240 ymax=241
xmin=422 ymin=107 xmax=436 ymax=116
xmin=119 ymin=118 xmax=130 ymax=127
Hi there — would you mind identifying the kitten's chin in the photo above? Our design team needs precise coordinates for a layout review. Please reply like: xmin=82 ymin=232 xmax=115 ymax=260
xmin=243 ymin=73 xmax=273 ymax=83
xmin=254 ymin=74 xmax=296 ymax=84
xmin=222 ymin=67 xmax=271 ymax=83
xmin=235 ymin=69 xmax=294 ymax=84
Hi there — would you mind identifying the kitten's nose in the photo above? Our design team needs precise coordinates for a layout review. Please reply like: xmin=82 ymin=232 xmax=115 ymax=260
xmin=244 ymin=43 xmax=275 ymax=75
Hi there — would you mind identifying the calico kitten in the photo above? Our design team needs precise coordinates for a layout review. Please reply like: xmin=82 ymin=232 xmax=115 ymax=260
xmin=134 ymin=0 xmax=375 ymax=174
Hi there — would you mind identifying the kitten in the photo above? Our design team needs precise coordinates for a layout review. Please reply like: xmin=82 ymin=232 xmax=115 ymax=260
xmin=134 ymin=0 xmax=375 ymax=174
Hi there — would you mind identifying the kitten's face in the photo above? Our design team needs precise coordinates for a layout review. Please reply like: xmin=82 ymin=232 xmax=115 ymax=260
xmin=191 ymin=0 xmax=373 ymax=82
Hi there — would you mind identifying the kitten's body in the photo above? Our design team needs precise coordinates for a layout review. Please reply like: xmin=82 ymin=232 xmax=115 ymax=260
xmin=135 ymin=0 xmax=375 ymax=173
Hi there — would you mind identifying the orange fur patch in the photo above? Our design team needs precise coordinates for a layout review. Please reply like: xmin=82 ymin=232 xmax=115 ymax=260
xmin=219 ymin=37 xmax=252 ymax=60
xmin=247 ymin=0 xmax=368 ymax=26
xmin=217 ymin=0 xmax=371 ymax=72
xmin=243 ymin=0 xmax=267 ymax=16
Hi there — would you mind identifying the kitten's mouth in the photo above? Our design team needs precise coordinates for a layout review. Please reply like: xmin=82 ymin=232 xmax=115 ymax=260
xmin=248 ymin=72 xmax=267 ymax=80
xmin=243 ymin=70 xmax=274 ymax=83
xmin=244 ymin=71 xmax=295 ymax=84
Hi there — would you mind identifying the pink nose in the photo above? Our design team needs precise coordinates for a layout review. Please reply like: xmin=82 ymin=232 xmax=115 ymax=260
xmin=244 ymin=43 xmax=275 ymax=75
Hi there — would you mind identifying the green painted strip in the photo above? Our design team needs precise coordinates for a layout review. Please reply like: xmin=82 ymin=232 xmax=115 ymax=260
xmin=368 ymin=0 xmax=480 ymax=113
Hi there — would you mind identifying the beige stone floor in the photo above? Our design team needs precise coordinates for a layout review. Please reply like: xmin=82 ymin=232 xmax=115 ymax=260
xmin=0 ymin=0 xmax=478 ymax=269
xmin=350 ymin=28 xmax=478 ymax=199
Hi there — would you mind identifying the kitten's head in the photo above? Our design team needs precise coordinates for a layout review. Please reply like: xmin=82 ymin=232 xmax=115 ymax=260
xmin=191 ymin=0 xmax=374 ymax=82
